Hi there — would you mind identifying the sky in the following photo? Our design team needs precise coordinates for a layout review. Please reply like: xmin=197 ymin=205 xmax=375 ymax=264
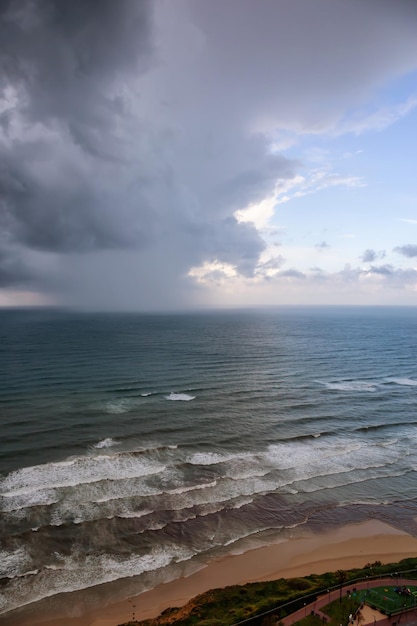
xmin=1 ymin=0 xmax=417 ymax=310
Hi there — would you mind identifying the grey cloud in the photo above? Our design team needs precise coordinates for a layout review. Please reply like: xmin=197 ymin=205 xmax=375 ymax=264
xmin=368 ymin=264 xmax=393 ymax=276
xmin=0 ymin=246 xmax=32 ymax=287
xmin=361 ymin=249 xmax=386 ymax=262
xmin=366 ymin=266 xmax=417 ymax=289
xmin=361 ymin=249 xmax=377 ymax=263
xmin=187 ymin=0 xmax=417 ymax=131
xmin=268 ymin=264 xmax=417 ymax=290
xmin=394 ymin=244 xmax=417 ymax=258
xmin=0 ymin=0 xmax=157 ymax=255
xmin=0 ymin=0 xmax=297 ymax=270
xmin=0 ymin=157 xmax=148 ymax=252
xmin=315 ymin=241 xmax=330 ymax=250
xmin=337 ymin=264 xmax=417 ymax=288
xmin=1 ymin=0 xmax=153 ymax=127
xmin=279 ymin=269 xmax=306 ymax=279
xmin=302 ymin=264 xmax=417 ymax=291
xmin=259 ymin=256 xmax=286 ymax=271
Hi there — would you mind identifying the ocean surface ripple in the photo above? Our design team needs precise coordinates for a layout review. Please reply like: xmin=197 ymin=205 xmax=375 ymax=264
xmin=1 ymin=306 xmax=417 ymax=617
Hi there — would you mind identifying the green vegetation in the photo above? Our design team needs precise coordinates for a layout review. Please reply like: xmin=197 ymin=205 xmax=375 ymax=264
xmin=296 ymin=595 xmax=361 ymax=626
xmin=120 ymin=558 xmax=417 ymax=626
xmin=323 ymin=595 xmax=362 ymax=625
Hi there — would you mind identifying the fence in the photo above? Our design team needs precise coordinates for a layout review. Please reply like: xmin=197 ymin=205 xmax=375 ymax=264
xmin=231 ymin=567 xmax=417 ymax=626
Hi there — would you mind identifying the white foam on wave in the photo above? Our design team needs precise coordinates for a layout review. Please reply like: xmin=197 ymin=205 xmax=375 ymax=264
xmin=386 ymin=377 xmax=417 ymax=387
xmin=188 ymin=451 xmax=250 ymax=465
xmin=168 ymin=480 xmax=218 ymax=495
xmin=0 ymin=547 xmax=33 ymax=579
xmin=0 ymin=454 xmax=166 ymax=498
xmin=319 ymin=380 xmax=377 ymax=392
xmin=187 ymin=451 xmax=274 ymax=484
xmin=165 ymin=392 xmax=195 ymax=401
xmin=378 ymin=438 xmax=398 ymax=447
xmin=1 ymin=488 xmax=59 ymax=512
xmin=0 ymin=545 xmax=194 ymax=615
xmin=294 ymin=466 xmax=408 ymax=495
xmin=105 ymin=398 xmax=141 ymax=414
xmin=116 ymin=508 xmax=154 ymax=519
xmin=263 ymin=434 xmax=407 ymax=489
xmin=3 ymin=427 xmax=414 ymax=535
xmin=93 ymin=438 xmax=120 ymax=449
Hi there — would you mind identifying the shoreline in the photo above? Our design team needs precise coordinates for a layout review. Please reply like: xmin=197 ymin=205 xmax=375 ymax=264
xmin=5 ymin=519 xmax=417 ymax=626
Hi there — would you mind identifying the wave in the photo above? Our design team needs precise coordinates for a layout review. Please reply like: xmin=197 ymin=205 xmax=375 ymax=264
xmin=0 ymin=545 xmax=195 ymax=615
xmin=187 ymin=451 xmax=251 ymax=466
xmin=385 ymin=377 xmax=417 ymax=387
xmin=92 ymin=438 xmax=120 ymax=449
xmin=0 ymin=547 xmax=33 ymax=579
xmin=0 ymin=453 xmax=166 ymax=498
xmin=165 ymin=392 xmax=195 ymax=401
xmin=319 ymin=380 xmax=378 ymax=392
xmin=2 ymin=428 xmax=414 ymax=516
xmin=104 ymin=398 xmax=142 ymax=414
xmin=1 ymin=434 xmax=417 ymax=615
xmin=2 ymin=430 xmax=416 ymax=545
xmin=318 ymin=375 xmax=417 ymax=393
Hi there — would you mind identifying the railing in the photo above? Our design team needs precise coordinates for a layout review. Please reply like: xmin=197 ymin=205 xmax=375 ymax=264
xmin=231 ymin=567 xmax=417 ymax=626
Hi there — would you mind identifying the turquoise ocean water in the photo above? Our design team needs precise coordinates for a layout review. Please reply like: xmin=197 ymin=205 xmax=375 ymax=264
xmin=1 ymin=306 xmax=417 ymax=621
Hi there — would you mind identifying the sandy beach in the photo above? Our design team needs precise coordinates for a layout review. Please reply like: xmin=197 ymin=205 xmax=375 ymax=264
xmin=5 ymin=519 xmax=417 ymax=626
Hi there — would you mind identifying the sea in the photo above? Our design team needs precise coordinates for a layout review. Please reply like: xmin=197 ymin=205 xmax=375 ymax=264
xmin=1 ymin=306 xmax=417 ymax=622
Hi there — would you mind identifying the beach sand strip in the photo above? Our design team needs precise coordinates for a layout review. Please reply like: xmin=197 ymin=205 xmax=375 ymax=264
xmin=6 ymin=519 xmax=417 ymax=626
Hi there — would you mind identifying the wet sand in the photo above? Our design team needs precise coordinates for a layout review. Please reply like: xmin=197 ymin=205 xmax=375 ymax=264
xmin=6 ymin=519 xmax=417 ymax=626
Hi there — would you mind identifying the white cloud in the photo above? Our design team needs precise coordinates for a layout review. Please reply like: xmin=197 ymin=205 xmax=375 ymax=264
xmin=188 ymin=260 xmax=237 ymax=283
xmin=338 ymin=95 xmax=417 ymax=136
xmin=275 ymin=169 xmax=365 ymax=205
xmin=235 ymin=194 xmax=278 ymax=230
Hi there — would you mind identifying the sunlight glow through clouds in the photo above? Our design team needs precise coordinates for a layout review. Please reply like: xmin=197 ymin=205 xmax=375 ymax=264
xmin=188 ymin=260 xmax=237 ymax=284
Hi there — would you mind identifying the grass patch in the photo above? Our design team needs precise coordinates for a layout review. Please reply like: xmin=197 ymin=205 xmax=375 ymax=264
xmin=317 ymin=595 xmax=362 ymax=626
xmin=362 ymin=585 xmax=417 ymax=615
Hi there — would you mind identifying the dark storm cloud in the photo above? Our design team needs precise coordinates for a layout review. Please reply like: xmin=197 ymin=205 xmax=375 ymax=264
xmin=1 ymin=0 xmax=153 ymax=126
xmin=0 ymin=0 xmax=295 ymax=286
xmin=0 ymin=245 xmax=32 ymax=286
xmin=0 ymin=156 xmax=146 ymax=252
xmin=1 ymin=0 xmax=417 ymax=308
xmin=394 ymin=244 xmax=417 ymax=258
xmin=0 ymin=0 xmax=156 ymax=255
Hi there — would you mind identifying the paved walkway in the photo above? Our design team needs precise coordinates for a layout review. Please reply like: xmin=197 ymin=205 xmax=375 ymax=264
xmin=279 ymin=578 xmax=417 ymax=626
